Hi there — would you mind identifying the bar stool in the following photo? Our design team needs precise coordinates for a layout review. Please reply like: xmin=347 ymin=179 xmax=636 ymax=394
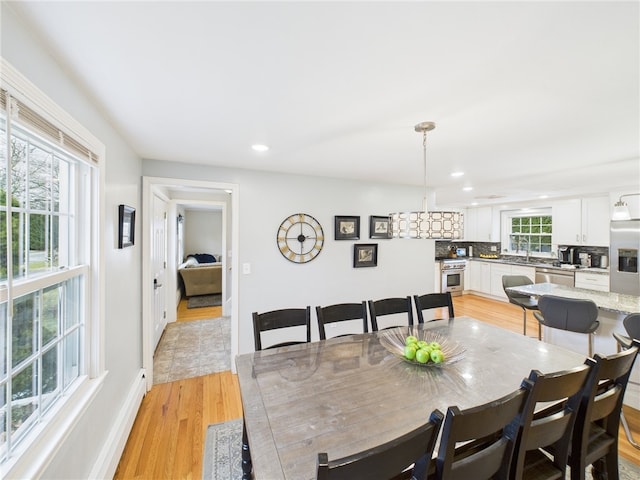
xmin=502 ymin=275 xmax=539 ymax=337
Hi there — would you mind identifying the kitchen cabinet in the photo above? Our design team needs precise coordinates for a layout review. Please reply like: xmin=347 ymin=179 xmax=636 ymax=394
xmin=469 ymin=260 xmax=535 ymax=300
xmin=469 ymin=260 xmax=490 ymax=293
xmin=575 ymin=271 xmax=609 ymax=292
xmin=552 ymin=196 xmax=610 ymax=246
xmin=490 ymin=264 xmax=512 ymax=299
xmin=464 ymin=206 xmax=499 ymax=242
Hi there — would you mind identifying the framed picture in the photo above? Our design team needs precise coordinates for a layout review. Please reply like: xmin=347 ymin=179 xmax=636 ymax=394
xmin=334 ymin=215 xmax=360 ymax=240
xmin=118 ymin=204 xmax=136 ymax=248
xmin=369 ymin=215 xmax=392 ymax=239
xmin=353 ymin=243 xmax=378 ymax=268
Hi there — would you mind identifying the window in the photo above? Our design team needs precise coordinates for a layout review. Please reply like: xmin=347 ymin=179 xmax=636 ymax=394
xmin=501 ymin=209 xmax=553 ymax=256
xmin=1 ymin=61 xmax=102 ymax=471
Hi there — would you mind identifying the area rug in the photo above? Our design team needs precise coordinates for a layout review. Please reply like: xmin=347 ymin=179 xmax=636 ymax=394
xmin=202 ymin=418 xmax=243 ymax=480
xmin=188 ymin=293 xmax=222 ymax=308
xmin=201 ymin=416 xmax=640 ymax=480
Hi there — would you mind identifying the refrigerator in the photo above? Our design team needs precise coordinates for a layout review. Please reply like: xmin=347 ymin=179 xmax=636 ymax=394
xmin=610 ymin=220 xmax=640 ymax=296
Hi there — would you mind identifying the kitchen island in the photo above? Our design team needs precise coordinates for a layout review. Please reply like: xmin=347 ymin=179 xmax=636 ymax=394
xmin=507 ymin=282 xmax=640 ymax=409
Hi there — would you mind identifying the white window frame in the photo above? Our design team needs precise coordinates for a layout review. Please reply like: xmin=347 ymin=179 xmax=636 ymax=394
xmin=500 ymin=208 xmax=554 ymax=259
xmin=0 ymin=58 xmax=105 ymax=478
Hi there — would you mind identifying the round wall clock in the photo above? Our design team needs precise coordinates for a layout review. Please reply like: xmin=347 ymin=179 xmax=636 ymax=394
xmin=277 ymin=213 xmax=324 ymax=263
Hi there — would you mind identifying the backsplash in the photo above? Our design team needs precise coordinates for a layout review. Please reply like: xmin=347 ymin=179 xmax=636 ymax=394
xmin=435 ymin=241 xmax=501 ymax=259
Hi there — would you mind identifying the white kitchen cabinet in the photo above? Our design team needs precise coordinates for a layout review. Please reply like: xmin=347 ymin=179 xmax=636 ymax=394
xmin=490 ymin=264 xmax=512 ymax=299
xmin=469 ymin=261 xmax=490 ymax=294
xmin=469 ymin=260 xmax=535 ymax=300
xmin=464 ymin=207 xmax=499 ymax=242
xmin=574 ymin=271 xmax=609 ymax=292
xmin=552 ymin=197 xmax=610 ymax=246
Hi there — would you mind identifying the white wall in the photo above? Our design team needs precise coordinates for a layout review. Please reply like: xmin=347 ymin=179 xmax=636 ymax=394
xmin=184 ymin=210 xmax=223 ymax=259
xmin=2 ymin=5 xmax=144 ymax=478
xmin=142 ymin=160 xmax=439 ymax=354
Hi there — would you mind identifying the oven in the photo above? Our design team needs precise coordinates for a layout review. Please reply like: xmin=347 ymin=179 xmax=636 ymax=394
xmin=441 ymin=259 xmax=466 ymax=296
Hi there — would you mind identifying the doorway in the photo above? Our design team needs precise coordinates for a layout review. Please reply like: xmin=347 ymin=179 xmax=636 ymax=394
xmin=142 ymin=176 xmax=239 ymax=390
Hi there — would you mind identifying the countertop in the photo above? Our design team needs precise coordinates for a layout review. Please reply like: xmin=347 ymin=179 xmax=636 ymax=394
xmin=506 ymin=283 xmax=639 ymax=315
xmin=437 ymin=257 xmax=610 ymax=275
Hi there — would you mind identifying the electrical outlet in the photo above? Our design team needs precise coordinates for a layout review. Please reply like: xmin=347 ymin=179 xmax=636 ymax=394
xmin=490 ymin=246 xmax=497 ymax=252
xmin=242 ymin=263 xmax=251 ymax=274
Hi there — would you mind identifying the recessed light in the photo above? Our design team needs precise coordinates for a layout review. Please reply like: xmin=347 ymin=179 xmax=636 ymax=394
xmin=462 ymin=186 xmax=473 ymax=192
xmin=471 ymin=202 xmax=479 ymax=206
xmin=539 ymin=195 xmax=549 ymax=199
xmin=251 ymin=144 xmax=269 ymax=152
xmin=451 ymin=171 xmax=465 ymax=177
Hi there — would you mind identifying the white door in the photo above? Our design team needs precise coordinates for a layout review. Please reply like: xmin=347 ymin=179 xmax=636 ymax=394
xmin=152 ymin=194 xmax=167 ymax=348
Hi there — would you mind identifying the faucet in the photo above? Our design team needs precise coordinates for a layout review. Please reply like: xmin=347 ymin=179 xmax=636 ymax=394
xmin=516 ymin=235 xmax=530 ymax=262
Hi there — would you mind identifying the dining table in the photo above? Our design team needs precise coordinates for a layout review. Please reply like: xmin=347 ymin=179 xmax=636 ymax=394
xmin=235 ymin=316 xmax=587 ymax=480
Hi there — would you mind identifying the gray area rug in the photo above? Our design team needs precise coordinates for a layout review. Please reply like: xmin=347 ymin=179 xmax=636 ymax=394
xmin=201 ymin=416 xmax=640 ymax=480
xmin=202 ymin=418 xmax=243 ymax=480
xmin=188 ymin=293 xmax=222 ymax=308
xmin=153 ymin=317 xmax=231 ymax=384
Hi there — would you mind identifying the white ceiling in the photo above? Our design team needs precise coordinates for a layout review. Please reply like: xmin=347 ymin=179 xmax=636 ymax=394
xmin=8 ymin=1 xmax=640 ymax=207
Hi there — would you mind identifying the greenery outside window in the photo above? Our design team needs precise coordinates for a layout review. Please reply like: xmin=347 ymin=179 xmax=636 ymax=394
xmin=501 ymin=209 xmax=553 ymax=256
xmin=1 ymin=61 xmax=102 ymax=473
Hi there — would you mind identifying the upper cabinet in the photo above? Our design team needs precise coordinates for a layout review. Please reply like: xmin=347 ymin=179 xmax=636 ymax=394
xmin=464 ymin=206 xmax=499 ymax=242
xmin=552 ymin=196 xmax=610 ymax=246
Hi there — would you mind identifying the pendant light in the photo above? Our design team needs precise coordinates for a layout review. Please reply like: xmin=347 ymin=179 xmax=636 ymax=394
xmin=390 ymin=122 xmax=464 ymax=239
xmin=612 ymin=193 xmax=640 ymax=221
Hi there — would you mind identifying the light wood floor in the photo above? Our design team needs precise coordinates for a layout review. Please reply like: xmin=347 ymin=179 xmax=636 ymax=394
xmin=114 ymin=294 xmax=640 ymax=479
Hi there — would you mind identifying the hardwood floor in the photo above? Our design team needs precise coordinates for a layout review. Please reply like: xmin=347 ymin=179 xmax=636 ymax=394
xmin=114 ymin=294 xmax=640 ymax=479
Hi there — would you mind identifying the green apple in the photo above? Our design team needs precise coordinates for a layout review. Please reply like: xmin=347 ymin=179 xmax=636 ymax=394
xmin=405 ymin=335 xmax=418 ymax=346
xmin=404 ymin=344 xmax=417 ymax=360
xmin=415 ymin=349 xmax=430 ymax=364
xmin=429 ymin=341 xmax=441 ymax=350
xmin=430 ymin=349 xmax=445 ymax=364
xmin=417 ymin=340 xmax=429 ymax=350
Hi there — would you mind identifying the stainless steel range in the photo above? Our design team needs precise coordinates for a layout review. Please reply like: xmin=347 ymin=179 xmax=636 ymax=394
xmin=441 ymin=259 xmax=466 ymax=296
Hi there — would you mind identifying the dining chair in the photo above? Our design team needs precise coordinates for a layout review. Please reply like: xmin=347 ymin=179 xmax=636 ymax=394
xmin=612 ymin=312 xmax=640 ymax=449
xmin=368 ymin=296 xmax=414 ymax=331
xmin=252 ymin=307 xmax=311 ymax=351
xmin=316 ymin=302 xmax=368 ymax=340
xmin=502 ymin=275 xmax=539 ymax=337
xmin=316 ymin=409 xmax=444 ymax=480
xmin=508 ymin=364 xmax=591 ymax=480
xmin=413 ymin=293 xmax=455 ymax=323
xmin=563 ymin=343 xmax=640 ymax=480
xmin=533 ymin=295 xmax=599 ymax=356
xmin=428 ymin=387 xmax=528 ymax=480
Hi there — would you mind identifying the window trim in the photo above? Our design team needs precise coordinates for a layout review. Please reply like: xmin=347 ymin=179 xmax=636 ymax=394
xmin=500 ymin=207 xmax=554 ymax=258
xmin=0 ymin=57 xmax=105 ymax=477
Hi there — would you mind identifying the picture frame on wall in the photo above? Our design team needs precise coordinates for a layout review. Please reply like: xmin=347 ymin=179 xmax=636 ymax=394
xmin=334 ymin=215 xmax=360 ymax=240
xmin=353 ymin=243 xmax=378 ymax=268
xmin=118 ymin=204 xmax=136 ymax=248
xmin=369 ymin=215 xmax=392 ymax=239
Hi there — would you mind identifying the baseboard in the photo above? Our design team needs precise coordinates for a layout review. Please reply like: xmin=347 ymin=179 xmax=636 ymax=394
xmin=89 ymin=369 xmax=146 ymax=479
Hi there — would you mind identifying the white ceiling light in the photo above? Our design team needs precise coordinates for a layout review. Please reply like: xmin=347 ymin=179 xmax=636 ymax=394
xmin=463 ymin=186 xmax=473 ymax=192
xmin=251 ymin=144 xmax=269 ymax=152
xmin=390 ymin=122 xmax=464 ymax=239
xmin=451 ymin=171 xmax=464 ymax=177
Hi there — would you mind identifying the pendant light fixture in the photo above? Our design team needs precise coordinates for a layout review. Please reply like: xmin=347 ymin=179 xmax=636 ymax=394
xmin=390 ymin=122 xmax=464 ymax=239
xmin=612 ymin=193 xmax=640 ymax=221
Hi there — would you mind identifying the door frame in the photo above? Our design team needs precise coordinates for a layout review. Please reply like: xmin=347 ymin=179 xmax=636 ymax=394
xmin=142 ymin=176 xmax=239 ymax=390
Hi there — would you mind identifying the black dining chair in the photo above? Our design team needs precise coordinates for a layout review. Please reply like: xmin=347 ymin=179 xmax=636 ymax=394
xmin=508 ymin=365 xmax=591 ymax=480
xmin=533 ymin=295 xmax=599 ymax=357
xmin=413 ymin=293 xmax=455 ymax=323
xmin=612 ymin=312 xmax=640 ymax=449
xmin=368 ymin=297 xmax=414 ymax=331
xmin=316 ymin=409 xmax=444 ymax=480
xmin=427 ymin=387 xmax=528 ymax=480
xmin=502 ymin=275 xmax=539 ymax=338
xmin=316 ymin=302 xmax=368 ymax=340
xmin=561 ymin=343 xmax=640 ymax=480
xmin=252 ymin=307 xmax=311 ymax=351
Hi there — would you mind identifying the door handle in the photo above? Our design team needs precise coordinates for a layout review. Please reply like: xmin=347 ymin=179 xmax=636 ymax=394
xmin=154 ymin=278 xmax=162 ymax=290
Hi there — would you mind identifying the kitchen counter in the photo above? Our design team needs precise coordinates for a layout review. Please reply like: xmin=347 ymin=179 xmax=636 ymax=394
xmin=466 ymin=257 xmax=610 ymax=275
xmin=506 ymin=282 xmax=638 ymax=315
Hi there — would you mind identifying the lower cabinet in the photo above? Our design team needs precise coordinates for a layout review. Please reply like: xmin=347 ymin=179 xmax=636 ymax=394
xmin=468 ymin=261 xmax=535 ymax=301
xmin=574 ymin=271 xmax=609 ymax=292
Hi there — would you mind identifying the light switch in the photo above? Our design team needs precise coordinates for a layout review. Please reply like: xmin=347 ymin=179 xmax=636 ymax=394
xmin=242 ymin=263 xmax=251 ymax=274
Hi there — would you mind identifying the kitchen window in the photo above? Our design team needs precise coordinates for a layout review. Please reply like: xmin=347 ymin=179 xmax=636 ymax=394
xmin=1 ymin=60 xmax=103 ymax=473
xmin=501 ymin=209 xmax=553 ymax=256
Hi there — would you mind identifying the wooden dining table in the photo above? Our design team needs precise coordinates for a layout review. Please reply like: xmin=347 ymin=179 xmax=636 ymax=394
xmin=235 ymin=316 xmax=587 ymax=480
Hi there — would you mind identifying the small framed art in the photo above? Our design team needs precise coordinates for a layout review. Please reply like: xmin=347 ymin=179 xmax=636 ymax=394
xmin=369 ymin=215 xmax=392 ymax=239
xmin=334 ymin=215 xmax=360 ymax=240
xmin=118 ymin=204 xmax=136 ymax=248
xmin=353 ymin=243 xmax=378 ymax=268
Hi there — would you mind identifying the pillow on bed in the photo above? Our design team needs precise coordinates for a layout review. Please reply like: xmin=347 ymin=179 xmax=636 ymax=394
xmin=193 ymin=253 xmax=216 ymax=263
